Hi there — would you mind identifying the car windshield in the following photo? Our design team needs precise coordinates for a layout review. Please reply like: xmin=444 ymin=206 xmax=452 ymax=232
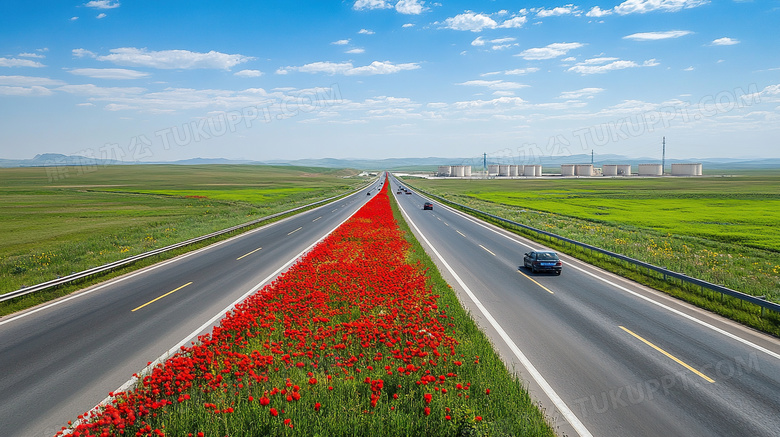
xmin=536 ymin=252 xmax=558 ymax=261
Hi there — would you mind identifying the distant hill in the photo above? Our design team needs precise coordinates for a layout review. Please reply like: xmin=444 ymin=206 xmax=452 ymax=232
xmin=2 ymin=154 xmax=779 ymax=170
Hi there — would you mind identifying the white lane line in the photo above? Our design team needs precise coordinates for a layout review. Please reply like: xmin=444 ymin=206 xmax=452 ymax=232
xmin=436 ymin=201 xmax=780 ymax=361
xmin=396 ymin=200 xmax=594 ymax=437
xmin=479 ymin=244 xmax=496 ymax=257
xmin=287 ymin=227 xmax=302 ymax=236
xmin=312 ymin=216 xmax=322 ymax=222
xmin=456 ymin=230 xmax=466 ymax=237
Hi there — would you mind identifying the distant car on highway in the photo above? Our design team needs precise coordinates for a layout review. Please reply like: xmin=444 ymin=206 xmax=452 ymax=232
xmin=367 ymin=192 xmax=371 ymax=195
xmin=523 ymin=251 xmax=562 ymax=275
xmin=423 ymin=202 xmax=433 ymax=210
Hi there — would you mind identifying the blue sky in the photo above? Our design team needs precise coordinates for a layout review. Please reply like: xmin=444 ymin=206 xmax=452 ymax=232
xmin=1 ymin=0 xmax=778 ymax=164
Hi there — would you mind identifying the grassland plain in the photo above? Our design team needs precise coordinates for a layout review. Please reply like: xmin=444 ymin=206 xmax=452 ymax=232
xmin=0 ymin=165 xmax=365 ymax=299
xmin=404 ymin=172 xmax=780 ymax=331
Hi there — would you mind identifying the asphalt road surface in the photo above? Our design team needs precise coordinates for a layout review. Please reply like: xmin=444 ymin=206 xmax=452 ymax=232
xmin=391 ymin=174 xmax=780 ymax=437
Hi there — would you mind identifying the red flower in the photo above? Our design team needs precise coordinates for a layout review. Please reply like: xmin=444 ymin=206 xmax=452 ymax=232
xmin=259 ymin=396 xmax=270 ymax=406
xmin=423 ymin=393 xmax=432 ymax=404
xmin=314 ymin=402 xmax=321 ymax=411
xmin=475 ymin=416 xmax=482 ymax=421
xmin=270 ymin=408 xmax=278 ymax=417
xmin=424 ymin=407 xmax=431 ymax=416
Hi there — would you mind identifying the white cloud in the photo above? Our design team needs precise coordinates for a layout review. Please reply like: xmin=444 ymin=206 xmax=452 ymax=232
xmin=568 ymin=57 xmax=659 ymax=74
xmin=517 ymin=42 xmax=583 ymax=60
xmin=279 ymin=60 xmax=420 ymax=75
xmin=0 ymin=85 xmax=53 ymax=96
xmin=586 ymin=6 xmax=612 ymax=17
xmin=95 ymin=48 xmax=252 ymax=70
xmin=536 ymin=5 xmax=579 ymax=18
xmin=443 ymin=12 xmax=498 ymax=32
xmin=70 ymin=68 xmax=149 ymax=79
xmin=453 ymin=96 xmax=526 ymax=109
xmin=84 ymin=0 xmax=120 ymax=9
xmin=57 ymin=84 xmax=146 ymax=97
xmin=624 ymin=30 xmax=692 ymax=40
xmin=359 ymin=28 xmax=375 ymax=35
xmin=346 ymin=48 xmax=366 ymax=54
xmin=443 ymin=12 xmax=526 ymax=32
xmin=711 ymin=37 xmax=740 ymax=46
xmin=504 ymin=67 xmax=540 ymax=75
xmin=472 ymin=36 xmax=516 ymax=49
xmin=498 ymin=16 xmax=527 ymax=28
xmin=353 ymin=0 xmax=392 ymax=10
xmin=234 ymin=69 xmax=263 ymax=77
xmin=332 ymin=39 xmax=350 ymax=45
xmin=73 ymin=48 xmax=97 ymax=58
xmin=96 ymin=13 xmax=107 ymax=19
xmin=70 ymin=16 xmax=79 ymax=21
xmin=558 ymin=87 xmax=604 ymax=99
xmin=613 ymin=0 xmax=710 ymax=15
xmin=684 ymin=66 xmax=695 ymax=71
xmin=402 ymin=23 xmax=415 ymax=28
xmin=396 ymin=0 xmax=426 ymax=15
xmin=0 ymin=75 xmax=65 ymax=86
xmin=458 ymin=80 xmax=529 ymax=90
xmin=18 ymin=52 xmax=45 ymax=59
xmin=471 ymin=37 xmax=486 ymax=46
xmin=0 ymin=57 xmax=46 ymax=68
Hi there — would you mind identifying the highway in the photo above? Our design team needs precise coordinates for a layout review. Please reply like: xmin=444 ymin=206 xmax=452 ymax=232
xmin=391 ymin=175 xmax=780 ymax=437
xmin=0 ymin=178 xmax=384 ymax=437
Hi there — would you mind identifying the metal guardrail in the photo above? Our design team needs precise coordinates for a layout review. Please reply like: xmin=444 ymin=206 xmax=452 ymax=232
xmin=1 ymin=182 xmax=374 ymax=303
xmin=407 ymin=183 xmax=780 ymax=316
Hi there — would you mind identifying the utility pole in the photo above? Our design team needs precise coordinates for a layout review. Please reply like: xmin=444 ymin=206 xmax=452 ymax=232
xmin=483 ymin=152 xmax=487 ymax=177
xmin=662 ymin=136 xmax=666 ymax=175
xmin=591 ymin=149 xmax=594 ymax=165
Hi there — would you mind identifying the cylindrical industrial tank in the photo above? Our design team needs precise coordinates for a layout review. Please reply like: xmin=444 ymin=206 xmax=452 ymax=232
xmin=463 ymin=166 xmax=472 ymax=177
xmin=602 ymin=165 xmax=618 ymax=176
xmin=534 ymin=165 xmax=542 ymax=176
xmin=638 ymin=164 xmax=663 ymax=176
xmin=509 ymin=165 xmax=518 ymax=177
xmin=523 ymin=165 xmax=537 ymax=176
xmin=498 ymin=165 xmax=510 ymax=176
xmin=671 ymin=163 xmax=703 ymax=176
xmin=488 ymin=164 xmax=499 ymax=176
xmin=561 ymin=164 xmax=575 ymax=176
xmin=437 ymin=165 xmax=451 ymax=177
xmin=451 ymin=165 xmax=465 ymax=177
xmin=575 ymin=164 xmax=593 ymax=176
xmin=616 ymin=164 xmax=631 ymax=176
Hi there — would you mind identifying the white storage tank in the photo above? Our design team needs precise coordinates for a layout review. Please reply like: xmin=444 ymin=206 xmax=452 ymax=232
xmin=602 ymin=165 xmax=618 ymax=176
xmin=524 ymin=165 xmax=541 ymax=177
xmin=534 ymin=165 xmax=542 ymax=177
xmin=671 ymin=163 xmax=703 ymax=176
xmin=488 ymin=164 xmax=499 ymax=176
xmin=561 ymin=164 xmax=575 ymax=176
xmin=509 ymin=165 xmax=519 ymax=177
xmin=451 ymin=165 xmax=465 ymax=177
xmin=616 ymin=164 xmax=631 ymax=176
xmin=463 ymin=166 xmax=472 ymax=177
xmin=575 ymin=164 xmax=594 ymax=176
xmin=498 ymin=165 xmax=510 ymax=176
xmin=437 ymin=165 xmax=451 ymax=177
xmin=638 ymin=164 xmax=663 ymax=176
xmin=517 ymin=165 xmax=525 ymax=175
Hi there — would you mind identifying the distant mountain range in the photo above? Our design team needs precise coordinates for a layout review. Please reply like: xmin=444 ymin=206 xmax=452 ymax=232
xmin=2 ymin=153 xmax=780 ymax=170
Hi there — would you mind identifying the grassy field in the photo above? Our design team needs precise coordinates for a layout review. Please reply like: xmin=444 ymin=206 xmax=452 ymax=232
xmin=0 ymin=165 xmax=365 ymax=297
xmin=404 ymin=172 xmax=780 ymax=332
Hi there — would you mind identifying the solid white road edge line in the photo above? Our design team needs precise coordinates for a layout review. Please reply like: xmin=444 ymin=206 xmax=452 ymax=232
xmin=434 ymin=198 xmax=780 ymax=361
xmin=396 ymin=198 xmax=595 ymax=437
xmin=63 ymin=189 xmax=369 ymax=433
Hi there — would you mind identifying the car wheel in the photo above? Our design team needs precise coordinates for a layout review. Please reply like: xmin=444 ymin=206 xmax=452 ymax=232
xmin=556 ymin=271 xmax=561 ymax=276
xmin=531 ymin=265 xmax=536 ymax=273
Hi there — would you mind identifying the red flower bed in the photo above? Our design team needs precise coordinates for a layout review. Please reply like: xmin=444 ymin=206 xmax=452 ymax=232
xmin=58 ymin=179 xmax=488 ymax=436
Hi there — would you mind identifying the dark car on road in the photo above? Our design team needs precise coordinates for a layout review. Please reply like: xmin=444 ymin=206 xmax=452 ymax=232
xmin=423 ymin=202 xmax=433 ymax=210
xmin=523 ymin=251 xmax=562 ymax=275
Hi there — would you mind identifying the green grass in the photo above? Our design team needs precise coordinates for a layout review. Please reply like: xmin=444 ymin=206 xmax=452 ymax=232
xmin=0 ymin=165 xmax=366 ymax=299
xmin=403 ymin=173 xmax=780 ymax=336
